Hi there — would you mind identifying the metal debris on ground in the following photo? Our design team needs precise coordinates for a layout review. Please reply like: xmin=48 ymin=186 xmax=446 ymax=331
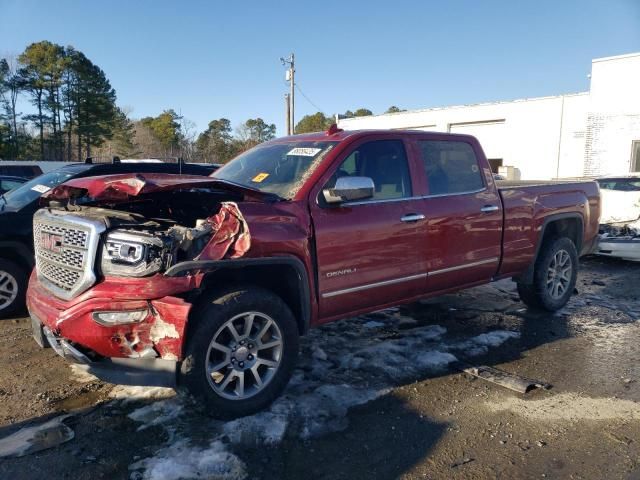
xmin=0 ymin=414 xmax=75 ymax=458
xmin=460 ymin=364 xmax=552 ymax=394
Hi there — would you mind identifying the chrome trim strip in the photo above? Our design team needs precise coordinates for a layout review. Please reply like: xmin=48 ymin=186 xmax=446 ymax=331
xmin=345 ymin=195 xmax=421 ymax=206
xmin=322 ymin=272 xmax=428 ymax=298
xmin=428 ymin=257 xmax=499 ymax=276
xmin=421 ymin=187 xmax=486 ymax=199
xmin=322 ymin=257 xmax=499 ymax=298
xmin=328 ymin=187 xmax=488 ymax=207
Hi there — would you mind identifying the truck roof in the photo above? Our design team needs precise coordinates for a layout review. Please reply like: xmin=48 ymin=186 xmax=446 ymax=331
xmin=268 ymin=128 xmax=478 ymax=144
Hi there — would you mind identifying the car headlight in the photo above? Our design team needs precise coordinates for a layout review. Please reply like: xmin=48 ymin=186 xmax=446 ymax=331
xmin=93 ymin=309 xmax=149 ymax=326
xmin=101 ymin=231 xmax=165 ymax=277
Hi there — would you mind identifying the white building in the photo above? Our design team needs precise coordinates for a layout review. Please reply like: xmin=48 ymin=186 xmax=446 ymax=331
xmin=337 ymin=52 xmax=640 ymax=180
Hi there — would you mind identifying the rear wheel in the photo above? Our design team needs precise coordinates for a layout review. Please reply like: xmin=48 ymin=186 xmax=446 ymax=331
xmin=517 ymin=237 xmax=578 ymax=311
xmin=179 ymin=286 xmax=299 ymax=419
xmin=0 ymin=259 xmax=27 ymax=319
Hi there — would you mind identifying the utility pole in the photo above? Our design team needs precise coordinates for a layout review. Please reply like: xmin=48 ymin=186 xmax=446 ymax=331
xmin=280 ymin=53 xmax=295 ymax=134
xmin=284 ymin=94 xmax=291 ymax=135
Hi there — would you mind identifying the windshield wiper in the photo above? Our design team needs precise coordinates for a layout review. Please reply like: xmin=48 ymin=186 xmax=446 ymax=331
xmin=0 ymin=195 xmax=6 ymax=212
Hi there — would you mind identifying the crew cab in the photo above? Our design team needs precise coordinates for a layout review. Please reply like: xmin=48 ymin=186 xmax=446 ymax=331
xmin=27 ymin=128 xmax=600 ymax=418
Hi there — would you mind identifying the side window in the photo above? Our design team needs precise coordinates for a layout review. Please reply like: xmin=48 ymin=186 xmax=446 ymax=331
xmin=418 ymin=140 xmax=484 ymax=195
xmin=328 ymin=140 xmax=412 ymax=201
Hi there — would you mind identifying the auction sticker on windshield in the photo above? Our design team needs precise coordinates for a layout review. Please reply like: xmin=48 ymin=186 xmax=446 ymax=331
xmin=30 ymin=184 xmax=51 ymax=194
xmin=252 ymin=173 xmax=270 ymax=183
xmin=287 ymin=147 xmax=322 ymax=157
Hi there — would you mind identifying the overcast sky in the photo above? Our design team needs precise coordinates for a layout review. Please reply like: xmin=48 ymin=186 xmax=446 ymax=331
xmin=1 ymin=0 xmax=639 ymax=135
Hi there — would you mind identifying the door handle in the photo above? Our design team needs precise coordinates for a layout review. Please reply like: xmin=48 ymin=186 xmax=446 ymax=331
xmin=480 ymin=205 xmax=499 ymax=213
xmin=401 ymin=214 xmax=425 ymax=223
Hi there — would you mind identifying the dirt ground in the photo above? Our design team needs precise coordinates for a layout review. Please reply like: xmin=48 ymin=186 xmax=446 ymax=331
xmin=0 ymin=256 xmax=639 ymax=480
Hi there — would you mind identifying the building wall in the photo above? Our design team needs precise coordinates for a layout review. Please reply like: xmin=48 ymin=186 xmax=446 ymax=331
xmin=585 ymin=53 xmax=640 ymax=176
xmin=338 ymin=52 xmax=640 ymax=180
xmin=339 ymin=94 xmax=588 ymax=179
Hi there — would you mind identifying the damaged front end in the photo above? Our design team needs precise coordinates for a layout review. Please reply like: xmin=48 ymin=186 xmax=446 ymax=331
xmin=595 ymin=189 xmax=640 ymax=262
xmin=27 ymin=174 xmax=255 ymax=385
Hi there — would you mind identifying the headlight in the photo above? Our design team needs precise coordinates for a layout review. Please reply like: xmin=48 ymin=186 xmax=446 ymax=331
xmin=101 ymin=231 xmax=165 ymax=277
xmin=93 ymin=309 xmax=149 ymax=326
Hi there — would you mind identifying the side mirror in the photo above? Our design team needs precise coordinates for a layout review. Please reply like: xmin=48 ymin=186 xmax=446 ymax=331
xmin=323 ymin=176 xmax=375 ymax=204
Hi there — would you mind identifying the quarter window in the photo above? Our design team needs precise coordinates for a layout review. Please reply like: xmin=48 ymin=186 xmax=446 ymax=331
xmin=328 ymin=140 xmax=412 ymax=201
xmin=418 ymin=140 xmax=484 ymax=195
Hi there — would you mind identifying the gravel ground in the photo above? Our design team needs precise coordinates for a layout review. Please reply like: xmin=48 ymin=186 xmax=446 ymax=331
xmin=0 ymin=256 xmax=639 ymax=479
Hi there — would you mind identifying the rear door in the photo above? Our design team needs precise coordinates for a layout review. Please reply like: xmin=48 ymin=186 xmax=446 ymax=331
xmin=412 ymin=136 xmax=503 ymax=291
xmin=310 ymin=136 xmax=428 ymax=320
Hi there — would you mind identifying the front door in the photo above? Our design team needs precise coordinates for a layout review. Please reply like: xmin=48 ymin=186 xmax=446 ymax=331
xmin=310 ymin=138 xmax=428 ymax=320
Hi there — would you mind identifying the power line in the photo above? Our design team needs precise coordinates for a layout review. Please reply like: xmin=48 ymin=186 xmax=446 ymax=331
xmin=295 ymin=83 xmax=326 ymax=115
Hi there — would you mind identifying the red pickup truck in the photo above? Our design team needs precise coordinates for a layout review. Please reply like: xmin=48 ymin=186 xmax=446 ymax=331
xmin=27 ymin=128 xmax=600 ymax=418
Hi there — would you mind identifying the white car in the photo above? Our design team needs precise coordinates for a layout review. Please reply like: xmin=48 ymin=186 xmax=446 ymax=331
xmin=596 ymin=175 xmax=640 ymax=261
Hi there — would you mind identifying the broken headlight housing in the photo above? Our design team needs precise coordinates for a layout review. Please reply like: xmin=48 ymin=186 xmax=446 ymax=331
xmin=101 ymin=230 xmax=166 ymax=277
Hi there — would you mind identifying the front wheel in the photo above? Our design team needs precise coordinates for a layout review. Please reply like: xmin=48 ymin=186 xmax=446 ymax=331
xmin=179 ymin=286 xmax=299 ymax=419
xmin=517 ymin=236 xmax=578 ymax=311
xmin=0 ymin=259 xmax=27 ymax=319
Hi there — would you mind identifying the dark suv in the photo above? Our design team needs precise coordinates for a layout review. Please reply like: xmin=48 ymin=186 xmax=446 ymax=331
xmin=0 ymin=161 xmax=218 ymax=317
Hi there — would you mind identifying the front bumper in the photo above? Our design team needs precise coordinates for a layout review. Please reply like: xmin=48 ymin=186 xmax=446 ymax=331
xmin=27 ymin=273 xmax=193 ymax=387
xmin=32 ymin=316 xmax=177 ymax=386
xmin=595 ymin=236 xmax=640 ymax=262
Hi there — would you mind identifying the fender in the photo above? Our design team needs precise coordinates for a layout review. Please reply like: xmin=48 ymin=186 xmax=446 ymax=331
xmin=516 ymin=212 xmax=584 ymax=285
xmin=165 ymin=256 xmax=312 ymax=334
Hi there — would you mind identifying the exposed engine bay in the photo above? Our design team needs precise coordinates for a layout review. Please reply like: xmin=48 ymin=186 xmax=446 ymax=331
xmin=43 ymin=187 xmax=251 ymax=279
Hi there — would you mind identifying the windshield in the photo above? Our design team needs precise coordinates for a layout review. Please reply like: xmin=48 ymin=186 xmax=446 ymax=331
xmin=213 ymin=141 xmax=338 ymax=198
xmin=2 ymin=168 xmax=80 ymax=210
xmin=598 ymin=179 xmax=640 ymax=191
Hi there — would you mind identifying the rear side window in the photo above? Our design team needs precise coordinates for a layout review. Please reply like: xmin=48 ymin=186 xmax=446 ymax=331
xmin=329 ymin=140 xmax=412 ymax=201
xmin=417 ymin=140 xmax=484 ymax=195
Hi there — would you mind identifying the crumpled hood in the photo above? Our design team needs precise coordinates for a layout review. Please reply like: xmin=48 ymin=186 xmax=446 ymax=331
xmin=44 ymin=173 xmax=222 ymax=203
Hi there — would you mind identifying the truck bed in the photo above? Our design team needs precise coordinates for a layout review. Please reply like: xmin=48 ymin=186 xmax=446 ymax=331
xmin=496 ymin=178 xmax=600 ymax=278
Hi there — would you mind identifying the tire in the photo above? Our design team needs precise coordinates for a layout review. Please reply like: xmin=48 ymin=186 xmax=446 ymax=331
xmin=0 ymin=259 xmax=27 ymax=319
xmin=179 ymin=286 xmax=299 ymax=419
xmin=517 ymin=236 xmax=578 ymax=311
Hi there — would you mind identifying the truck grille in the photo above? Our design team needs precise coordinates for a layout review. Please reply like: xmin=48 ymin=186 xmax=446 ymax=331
xmin=33 ymin=210 xmax=105 ymax=300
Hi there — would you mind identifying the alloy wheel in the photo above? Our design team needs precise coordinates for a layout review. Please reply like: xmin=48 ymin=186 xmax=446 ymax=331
xmin=546 ymin=249 xmax=572 ymax=300
xmin=205 ymin=311 xmax=283 ymax=400
xmin=0 ymin=270 xmax=18 ymax=311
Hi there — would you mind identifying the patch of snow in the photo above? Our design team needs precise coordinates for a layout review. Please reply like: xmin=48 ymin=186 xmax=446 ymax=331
xmin=452 ymin=330 xmax=520 ymax=357
xmin=363 ymin=320 xmax=385 ymax=329
xmin=130 ymin=439 xmax=247 ymax=480
xmin=0 ymin=414 xmax=74 ymax=458
xmin=311 ymin=347 xmax=328 ymax=361
xmin=339 ymin=324 xmax=450 ymax=379
xmin=470 ymin=330 xmax=520 ymax=347
xmin=109 ymin=385 xmax=175 ymax=403
xmin=222 ymin=411 xmax=288 ymax=446
xmin=68 ymin=364 xmax=99 ymax=383
xmin=128 ymin=399 xmax=184 ymax=431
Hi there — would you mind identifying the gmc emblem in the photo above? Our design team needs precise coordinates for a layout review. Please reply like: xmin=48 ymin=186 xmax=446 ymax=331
xmin=41 ymin=232 xmax=64 ymax=254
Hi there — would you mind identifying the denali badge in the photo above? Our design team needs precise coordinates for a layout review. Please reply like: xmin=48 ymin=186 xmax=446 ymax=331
xmin=326 ymin=268 xmax=357 ymax=278
xmin=41 ymin=232 xmax=64 ymax=254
